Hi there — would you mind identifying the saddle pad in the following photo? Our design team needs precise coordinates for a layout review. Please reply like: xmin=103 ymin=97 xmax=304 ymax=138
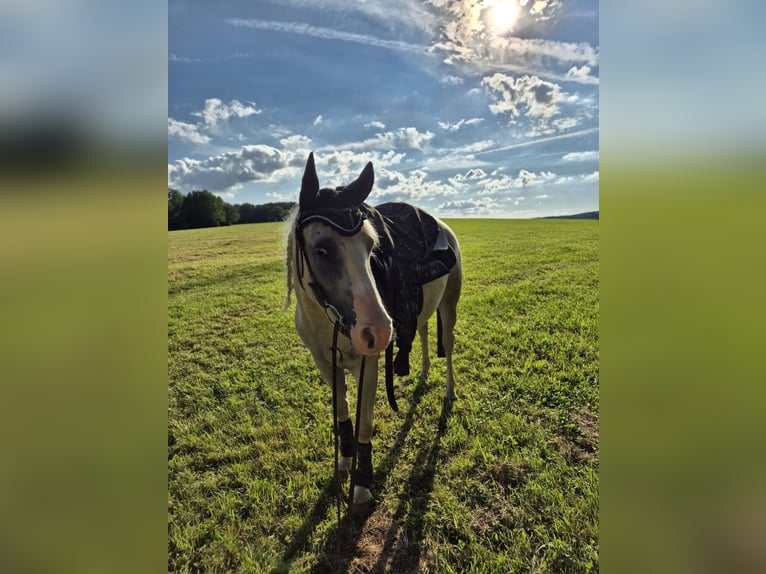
xmin=366 ymin=202 xmax=457 ymax=376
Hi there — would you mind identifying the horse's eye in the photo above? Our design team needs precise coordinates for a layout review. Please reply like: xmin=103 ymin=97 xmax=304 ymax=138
xmin=314 ymin=247 xmax=328 ymax=257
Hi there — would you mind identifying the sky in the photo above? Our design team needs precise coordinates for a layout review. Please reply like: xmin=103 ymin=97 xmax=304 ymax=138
xmin=168 ymin=0 xmax=599 ymax=218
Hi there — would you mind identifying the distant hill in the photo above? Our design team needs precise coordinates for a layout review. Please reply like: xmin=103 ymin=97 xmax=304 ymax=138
xmin=541 ymin=211 xmax=599 ymax=220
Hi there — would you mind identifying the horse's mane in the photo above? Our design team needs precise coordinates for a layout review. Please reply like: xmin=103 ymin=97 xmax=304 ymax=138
xmin=284 ymin=206 xmax=299 ymax=311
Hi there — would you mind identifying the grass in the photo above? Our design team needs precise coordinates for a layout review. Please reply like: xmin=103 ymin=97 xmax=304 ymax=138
xmin=168 ymin=218 xmax=599 ymax=573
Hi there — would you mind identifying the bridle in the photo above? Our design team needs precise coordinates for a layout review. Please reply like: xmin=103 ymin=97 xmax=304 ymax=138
xmin=294 ymin=205 xmax=368 ymax=337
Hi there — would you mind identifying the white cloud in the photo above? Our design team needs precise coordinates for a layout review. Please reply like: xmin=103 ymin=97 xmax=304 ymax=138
xmin=364 ymin=120 xmax=386 ymax=130
xmin=439 ymin=74 xmax=464 ymax=86
xmin=191 ymin=98 xmax=261 ymax=131
xmin=313 ymin=115 xmax=324 ymax=126
xmin=513 ymin=169 xmax=556 ymax=187
xmin=583 ymin=170 xmax=599 ymax=182
xmin=279 ymin=134 xmax=313 ymax=151
xmin=482 ymin=73 xmax=566 ymax=120
xmin=481 ymin=72 xmax=586 ymax=135
xmin=562 ymin=150 xmax=599 ymax=162
xmin=438 ymin=117 xmax=484 ymax=132
xmin=419 ymin=155 xmax=491 ymax=171
xmin=167 ymin=144 xmax=300 ymax=192
xmin=370 ymin=167 xmax=457 ymax=204
xmin=437 ymin=198 xmax=498 ymax=216
xmin=519 ymin=0 xmax=561 ymax=19
xmin=554 ymin=171 xmax=600 ymax=185
xmin=566 ymin=65 xmax=595 ymax=83
xmin=168 ymin=118 xmax=211 ymax=144
xmin=307 ymin=149 xmax=407 ymax=188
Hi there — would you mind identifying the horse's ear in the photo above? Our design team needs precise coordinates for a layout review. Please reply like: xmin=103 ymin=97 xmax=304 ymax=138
xmin=341 ymin=161 xmax=374 ymax=206
xmin=299 ymin=152 xmax=320 ymax=208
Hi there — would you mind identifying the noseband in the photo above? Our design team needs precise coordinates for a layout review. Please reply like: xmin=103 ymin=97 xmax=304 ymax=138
xmin=294 ymin=206 xmax=368 ymax=336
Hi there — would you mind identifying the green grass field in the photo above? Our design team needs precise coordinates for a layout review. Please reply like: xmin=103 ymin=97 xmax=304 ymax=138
xmin=168 ymin=218 xmax=599 ymax=573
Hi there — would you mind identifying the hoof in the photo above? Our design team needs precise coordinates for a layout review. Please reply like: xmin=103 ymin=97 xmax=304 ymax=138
xmin=444 ymin=388 xmax=457 ymax=401
xmin=353 ymin=485 xmax=372 ymax=505
xmin=417 ymin=370 xmax=429 ymax=382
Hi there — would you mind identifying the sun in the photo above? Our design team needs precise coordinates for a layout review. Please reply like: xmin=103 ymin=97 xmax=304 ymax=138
xmin=484 ymin=0 xmax=520 ymax=34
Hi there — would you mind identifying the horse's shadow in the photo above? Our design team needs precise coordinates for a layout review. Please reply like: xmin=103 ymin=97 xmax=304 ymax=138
xmin=274 ymin=375 xmax=453 ymax=573
xmin=369 ymin=391 xmax=454 ymax=573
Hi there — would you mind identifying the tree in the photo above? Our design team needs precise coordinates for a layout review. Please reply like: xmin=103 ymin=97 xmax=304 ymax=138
xmin=168 ymin=189 xmax=184 ymax=230
xmin=181 ymin=190 xmax=226 ymax=229
xmin=168 ymin=191 xmax=295 ymax=230
xmin=235 ymin=202 xmax=295 ymax=223
xmin=224 ymin=203 xmax=240 ymax=225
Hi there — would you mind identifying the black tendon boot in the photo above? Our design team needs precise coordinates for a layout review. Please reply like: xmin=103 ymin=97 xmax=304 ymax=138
xmin=354 ymin=442 xmax=373 ymax=489
xmin=338 ymin=418 xmax=355 ymax=458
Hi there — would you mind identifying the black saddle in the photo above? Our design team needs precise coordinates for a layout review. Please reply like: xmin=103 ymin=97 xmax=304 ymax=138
xmin=366 ymin=202 xmax=457 ymax=378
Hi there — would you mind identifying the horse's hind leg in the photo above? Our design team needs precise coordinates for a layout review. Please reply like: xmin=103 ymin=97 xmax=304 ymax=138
xmin=439 ymin=272 xmax=461 ymax=401
xmin=418 ymin=322 xmax=430 ymax=381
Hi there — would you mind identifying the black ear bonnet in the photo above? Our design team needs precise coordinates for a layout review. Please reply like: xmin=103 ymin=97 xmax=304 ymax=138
xmin=296 ymin=152 xmax=374 ymax=236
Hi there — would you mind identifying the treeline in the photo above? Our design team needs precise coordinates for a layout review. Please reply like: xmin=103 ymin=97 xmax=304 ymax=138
xmin=168 ymin=189 xmax=295 ymax=230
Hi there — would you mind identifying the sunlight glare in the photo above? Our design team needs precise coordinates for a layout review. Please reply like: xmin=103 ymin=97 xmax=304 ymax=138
xmin=485 ymin=0 xmax=520 ymax=34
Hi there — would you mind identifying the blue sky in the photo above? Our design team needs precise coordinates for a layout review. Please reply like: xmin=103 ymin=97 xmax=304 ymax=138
xmin=169 ymin=0 xmax=598 ymax=218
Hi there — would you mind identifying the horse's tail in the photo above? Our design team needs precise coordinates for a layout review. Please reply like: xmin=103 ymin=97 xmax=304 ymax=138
xmin=437 ymin=309 xmax=445 ymax=358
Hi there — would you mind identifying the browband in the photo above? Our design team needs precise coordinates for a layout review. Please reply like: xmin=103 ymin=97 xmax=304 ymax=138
xmin=297 ymin=207 xmax=367 ymax=236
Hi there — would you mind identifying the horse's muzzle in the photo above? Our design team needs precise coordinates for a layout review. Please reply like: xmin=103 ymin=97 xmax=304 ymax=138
xmin=350 ymin=320 xmax=392 ymax=356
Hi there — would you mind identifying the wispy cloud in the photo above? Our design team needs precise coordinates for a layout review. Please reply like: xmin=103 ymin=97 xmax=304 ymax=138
xmin=429 ymin=0 xmax=599 ymax=86
xmin=438 ymin=117 xmax=484 ymax=132
xmin=321 ymin=127 xmax=435 ymax=153
xmin=474 ymin=127 xmax=599 ymax=155
xmin=226 ymin=18 xmax=427 ymax=54
xmin=562 ymin=150 xmax=599 ymax=162
xmin=255 ymin=0 xmax=438 ymax=36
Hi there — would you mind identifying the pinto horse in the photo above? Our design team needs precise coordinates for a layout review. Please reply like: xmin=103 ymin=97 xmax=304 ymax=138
xmin=285 ymin=153 xmax=462 ymax=505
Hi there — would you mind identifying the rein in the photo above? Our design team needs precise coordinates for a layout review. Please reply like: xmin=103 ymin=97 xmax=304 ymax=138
xmin=330 ymin=319 xmax=366 ymax=560
xmin=294 ymin=207 xmax=397 ymax=554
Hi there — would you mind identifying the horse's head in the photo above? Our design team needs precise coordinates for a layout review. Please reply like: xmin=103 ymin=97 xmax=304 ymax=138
xmin=294 ymin=153 xmax=393 ymax=356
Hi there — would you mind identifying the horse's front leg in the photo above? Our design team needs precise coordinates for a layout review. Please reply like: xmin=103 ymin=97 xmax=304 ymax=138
xmin=311 ymin=352 xmax=354 ymax=473
xmin=353 ymin=355 xmax=379 ymax=504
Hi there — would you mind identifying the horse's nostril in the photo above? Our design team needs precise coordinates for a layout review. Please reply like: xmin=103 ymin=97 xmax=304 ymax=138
xmin=362 ymin=327 xmax=375 ymax=349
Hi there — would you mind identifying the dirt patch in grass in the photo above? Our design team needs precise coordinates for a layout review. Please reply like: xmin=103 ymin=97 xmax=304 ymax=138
xmin=573 ymin=407 xmax=599 ymax=452
xmin=323 ymin=509 xmax=422 ymax=574
xmin=489 ymin=460 xmax=533 ymax=492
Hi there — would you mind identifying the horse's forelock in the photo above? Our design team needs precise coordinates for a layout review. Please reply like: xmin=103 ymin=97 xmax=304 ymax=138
xmin=361 ymin=218 xmax=379 ymax=250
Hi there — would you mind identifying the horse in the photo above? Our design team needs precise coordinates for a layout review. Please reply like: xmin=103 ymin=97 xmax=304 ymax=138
xmin=285 ymin=152 xmax=462 ymax=505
